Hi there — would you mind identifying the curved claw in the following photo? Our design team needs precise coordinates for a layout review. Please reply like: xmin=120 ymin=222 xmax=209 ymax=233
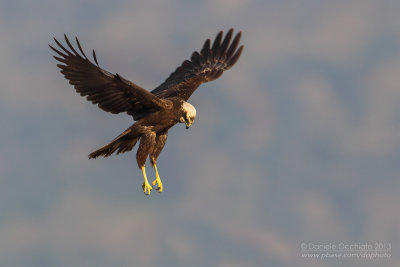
xmin=141 ymin=166 xmax=152 ymax=195
xmin=142 ymin=181 xmax=152 ymax=195
xmin=152 ymin=177 xmax=163 ymax=192
xmin=152 ymin=164 xmax=163 ymax=193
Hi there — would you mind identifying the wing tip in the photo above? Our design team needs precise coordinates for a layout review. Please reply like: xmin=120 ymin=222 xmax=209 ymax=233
xmin=92 ymin=49 xmax=100 ymax=66
xmin=227 ymin=44 xmax=244 ymax=68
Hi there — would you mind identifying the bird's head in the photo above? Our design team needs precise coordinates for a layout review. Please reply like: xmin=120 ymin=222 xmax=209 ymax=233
xmin=180 ymin=102 xmax=196 ymax=129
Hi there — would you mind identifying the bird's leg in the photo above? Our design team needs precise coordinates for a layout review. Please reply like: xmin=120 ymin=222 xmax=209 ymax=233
xmin=152 ymin=164 xmax=163 ymax=192
xmin=141 ymin=166 xmax=152 ymax=195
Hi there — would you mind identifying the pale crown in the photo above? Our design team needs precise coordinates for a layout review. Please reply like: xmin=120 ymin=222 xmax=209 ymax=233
xmin=182 ymin=102 xmax=197 ymax=119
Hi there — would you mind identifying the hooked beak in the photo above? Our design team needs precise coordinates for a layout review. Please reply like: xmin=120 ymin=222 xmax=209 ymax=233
xmin=185 ymin=122 xmax=192 ymax=129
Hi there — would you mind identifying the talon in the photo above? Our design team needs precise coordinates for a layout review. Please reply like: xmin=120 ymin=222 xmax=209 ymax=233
xmin=152 ymin=177 xmax=163 ymax=192
xmin=141 ymin=166 xmax=152 ymax=195
xmin=153 ymin=164 xmax=163 ymax=192
xmin=142 ymin=181 xmax=152 ymax=195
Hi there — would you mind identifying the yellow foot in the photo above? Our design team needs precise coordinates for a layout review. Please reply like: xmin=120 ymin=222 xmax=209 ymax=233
xmin=142 ymin=180 xmax=152 ymax=195
xmin=141 ymin=166 xmax=152 ymax=195
xmin=152 ymin=177 xmax=163 ymax=192
xmin=152 ymin=164 xmax=163 ymax=193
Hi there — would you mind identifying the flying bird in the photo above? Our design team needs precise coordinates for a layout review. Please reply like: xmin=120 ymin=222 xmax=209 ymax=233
xmin=50 ymin=29 xmax=243 ymax=195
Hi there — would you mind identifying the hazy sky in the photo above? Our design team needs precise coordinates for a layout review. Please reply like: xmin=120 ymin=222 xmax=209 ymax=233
xmin=1 ymin=0 xmax=400 ymax=266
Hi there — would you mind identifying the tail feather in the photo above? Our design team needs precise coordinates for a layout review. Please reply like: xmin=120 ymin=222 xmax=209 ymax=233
xmin=88 ymin=129 xmax=138 ymax=159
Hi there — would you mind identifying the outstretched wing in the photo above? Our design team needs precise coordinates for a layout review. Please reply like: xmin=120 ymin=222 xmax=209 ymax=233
xmin=49 ymin=35 xmax=170 ymax=120
xmin=151 ymin=29 xmax=244 ymax=101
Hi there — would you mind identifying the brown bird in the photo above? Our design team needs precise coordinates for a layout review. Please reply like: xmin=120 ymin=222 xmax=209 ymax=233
xmin=50 ymin=29 xmax=243 ymax=195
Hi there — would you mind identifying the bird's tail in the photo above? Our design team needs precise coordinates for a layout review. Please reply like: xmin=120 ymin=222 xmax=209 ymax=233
xmin=88 ymin=129 xmax=139 ymax=159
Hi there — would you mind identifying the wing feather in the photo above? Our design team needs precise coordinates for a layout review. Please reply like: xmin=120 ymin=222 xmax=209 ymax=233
xmin=50 ymin=35 xmax=170 ymax=120
xmin=151 ymin=29 xmax=244 ymax=101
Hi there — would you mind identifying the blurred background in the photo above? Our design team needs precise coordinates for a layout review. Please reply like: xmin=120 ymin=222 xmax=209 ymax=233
xmin=1 ymin=0 xmax=399 ymax=266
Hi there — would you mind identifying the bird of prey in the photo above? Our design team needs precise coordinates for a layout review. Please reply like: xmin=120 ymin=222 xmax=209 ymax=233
xmin=50 ymin=29 xmax=243 ymax=195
